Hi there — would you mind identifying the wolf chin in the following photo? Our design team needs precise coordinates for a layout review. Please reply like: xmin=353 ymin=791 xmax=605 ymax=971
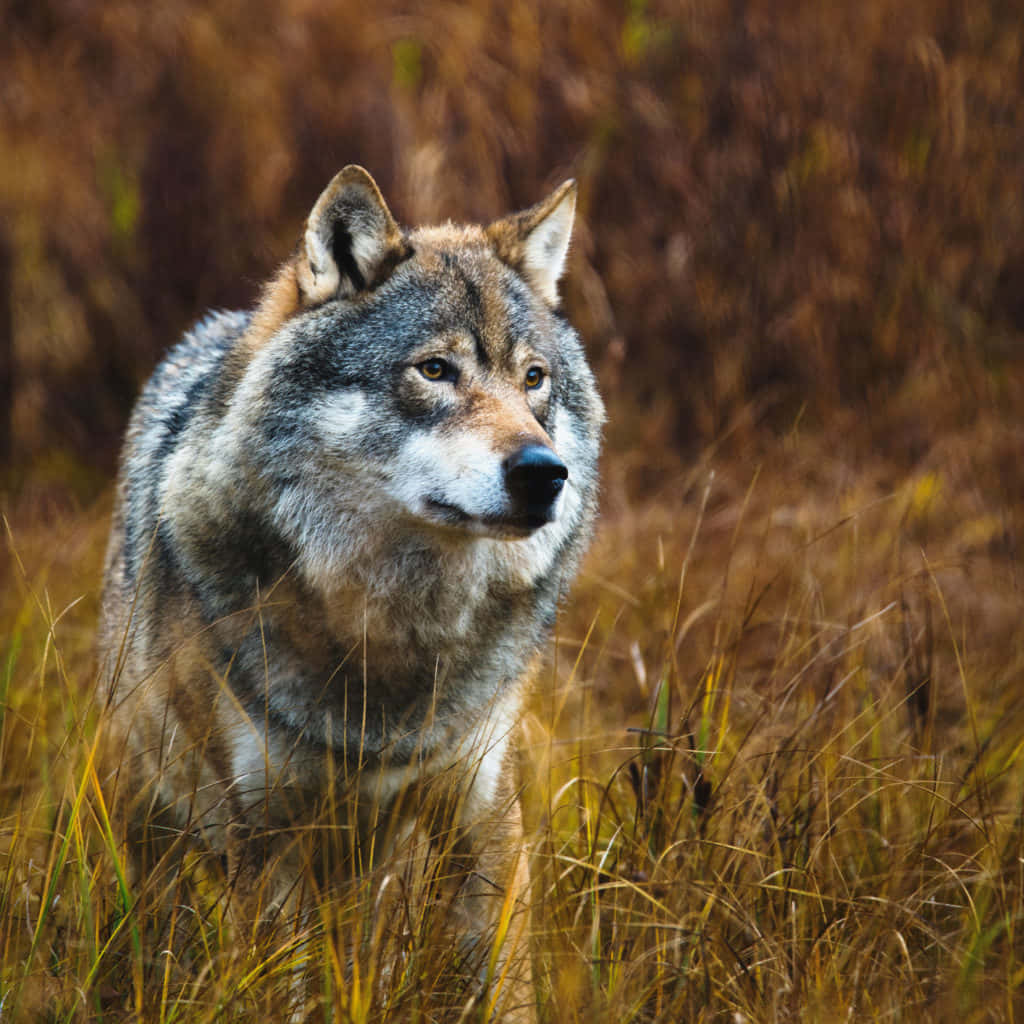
xmin=99 ymin=166 xmax=603 ymax=1019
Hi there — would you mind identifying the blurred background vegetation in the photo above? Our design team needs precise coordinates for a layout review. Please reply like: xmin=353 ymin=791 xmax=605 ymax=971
xmin=2 ymin=0 xmax=1021 ymax=498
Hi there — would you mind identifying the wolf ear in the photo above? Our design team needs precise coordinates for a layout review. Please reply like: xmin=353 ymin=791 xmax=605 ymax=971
xmin=486 ymin=180 xmax=577 ymax=306
xmin=297 ymin=166 xmax=407 ymax=305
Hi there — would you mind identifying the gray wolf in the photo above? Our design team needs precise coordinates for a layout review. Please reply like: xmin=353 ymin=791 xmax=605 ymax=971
xmin=98 ymin=166 xmax=603 ymax=1019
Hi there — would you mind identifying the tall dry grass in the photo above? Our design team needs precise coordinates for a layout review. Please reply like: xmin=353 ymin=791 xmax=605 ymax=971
xmin=2 ymin=404 xmax=1022 ymax=1020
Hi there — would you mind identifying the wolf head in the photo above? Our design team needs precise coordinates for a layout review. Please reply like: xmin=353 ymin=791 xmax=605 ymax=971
xmin=172 ymin=167 xmax=603 ymax=594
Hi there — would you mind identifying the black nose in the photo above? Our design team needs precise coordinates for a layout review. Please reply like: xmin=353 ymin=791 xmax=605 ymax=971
xmin=504 ymin=445 xmax=568 ymax=525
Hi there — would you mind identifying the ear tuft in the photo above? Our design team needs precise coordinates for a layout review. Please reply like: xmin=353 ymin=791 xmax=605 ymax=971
xmin=487 ymin=180 xmax=577 ymax=306
xmin=297 ymin=166 xmax=408 ymax=305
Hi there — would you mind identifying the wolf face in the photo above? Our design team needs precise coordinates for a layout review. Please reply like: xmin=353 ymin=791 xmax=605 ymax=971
xmin=264 ymin=215 xmax=592 ymax=557
xmin=99 ymin=166 xmax=603 ymax=1018
xmin=355 ymin=314 xmax=569 ymax=538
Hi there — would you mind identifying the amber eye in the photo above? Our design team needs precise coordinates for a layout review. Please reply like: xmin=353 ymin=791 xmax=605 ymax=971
xmin=419 ymin=359 xmax=449 ymax=381
xmin=525 ymin=367 xmax=545 ymax=390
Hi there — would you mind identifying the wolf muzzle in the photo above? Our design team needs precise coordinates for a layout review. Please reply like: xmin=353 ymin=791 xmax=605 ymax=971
xmin=504 ymin=444 xmax=568 ymax=528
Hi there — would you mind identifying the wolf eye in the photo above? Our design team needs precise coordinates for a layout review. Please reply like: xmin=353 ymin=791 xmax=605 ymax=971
xmin=525 ymin=367 xmax=545 ymax=390
xmin=419 ymin=359 xmax=451 ymax=382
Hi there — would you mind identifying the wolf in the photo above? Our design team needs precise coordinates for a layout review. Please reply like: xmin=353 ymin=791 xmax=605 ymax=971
xmin=98 ymin=166 xmax=603 ymax=1019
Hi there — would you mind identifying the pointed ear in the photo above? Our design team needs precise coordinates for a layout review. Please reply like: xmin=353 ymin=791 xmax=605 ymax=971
xmin=297 ymin=166 xmax=408 ymax=305
xmin=486 ymin=180 xmax=577 ymax=306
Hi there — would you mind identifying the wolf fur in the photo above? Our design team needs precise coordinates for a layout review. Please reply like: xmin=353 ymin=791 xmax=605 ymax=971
xmin=98 ymin=166 xmax=603 ymax=1018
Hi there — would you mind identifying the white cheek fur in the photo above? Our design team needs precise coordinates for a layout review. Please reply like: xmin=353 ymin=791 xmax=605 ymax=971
xmin=389 ymin=430 xmax=507 ymax=517
xmin=315 ymin=390 xmax=369 ymax=447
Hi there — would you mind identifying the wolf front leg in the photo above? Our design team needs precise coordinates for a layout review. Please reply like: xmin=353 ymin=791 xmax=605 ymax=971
xmin=377 ymin=811 xmax=535 ymax=1023
xmin=462 ymin=826 xmax=536 ymax=1024
xmin=224 ymin=821 xmax=322 ymax=1021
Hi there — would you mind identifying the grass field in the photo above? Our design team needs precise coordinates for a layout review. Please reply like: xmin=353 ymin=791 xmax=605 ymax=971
xmin=3 ymin=397 xmax=1022 ymax=1021
xmin=3 ymin=0 xmax=1024 ymax=1019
